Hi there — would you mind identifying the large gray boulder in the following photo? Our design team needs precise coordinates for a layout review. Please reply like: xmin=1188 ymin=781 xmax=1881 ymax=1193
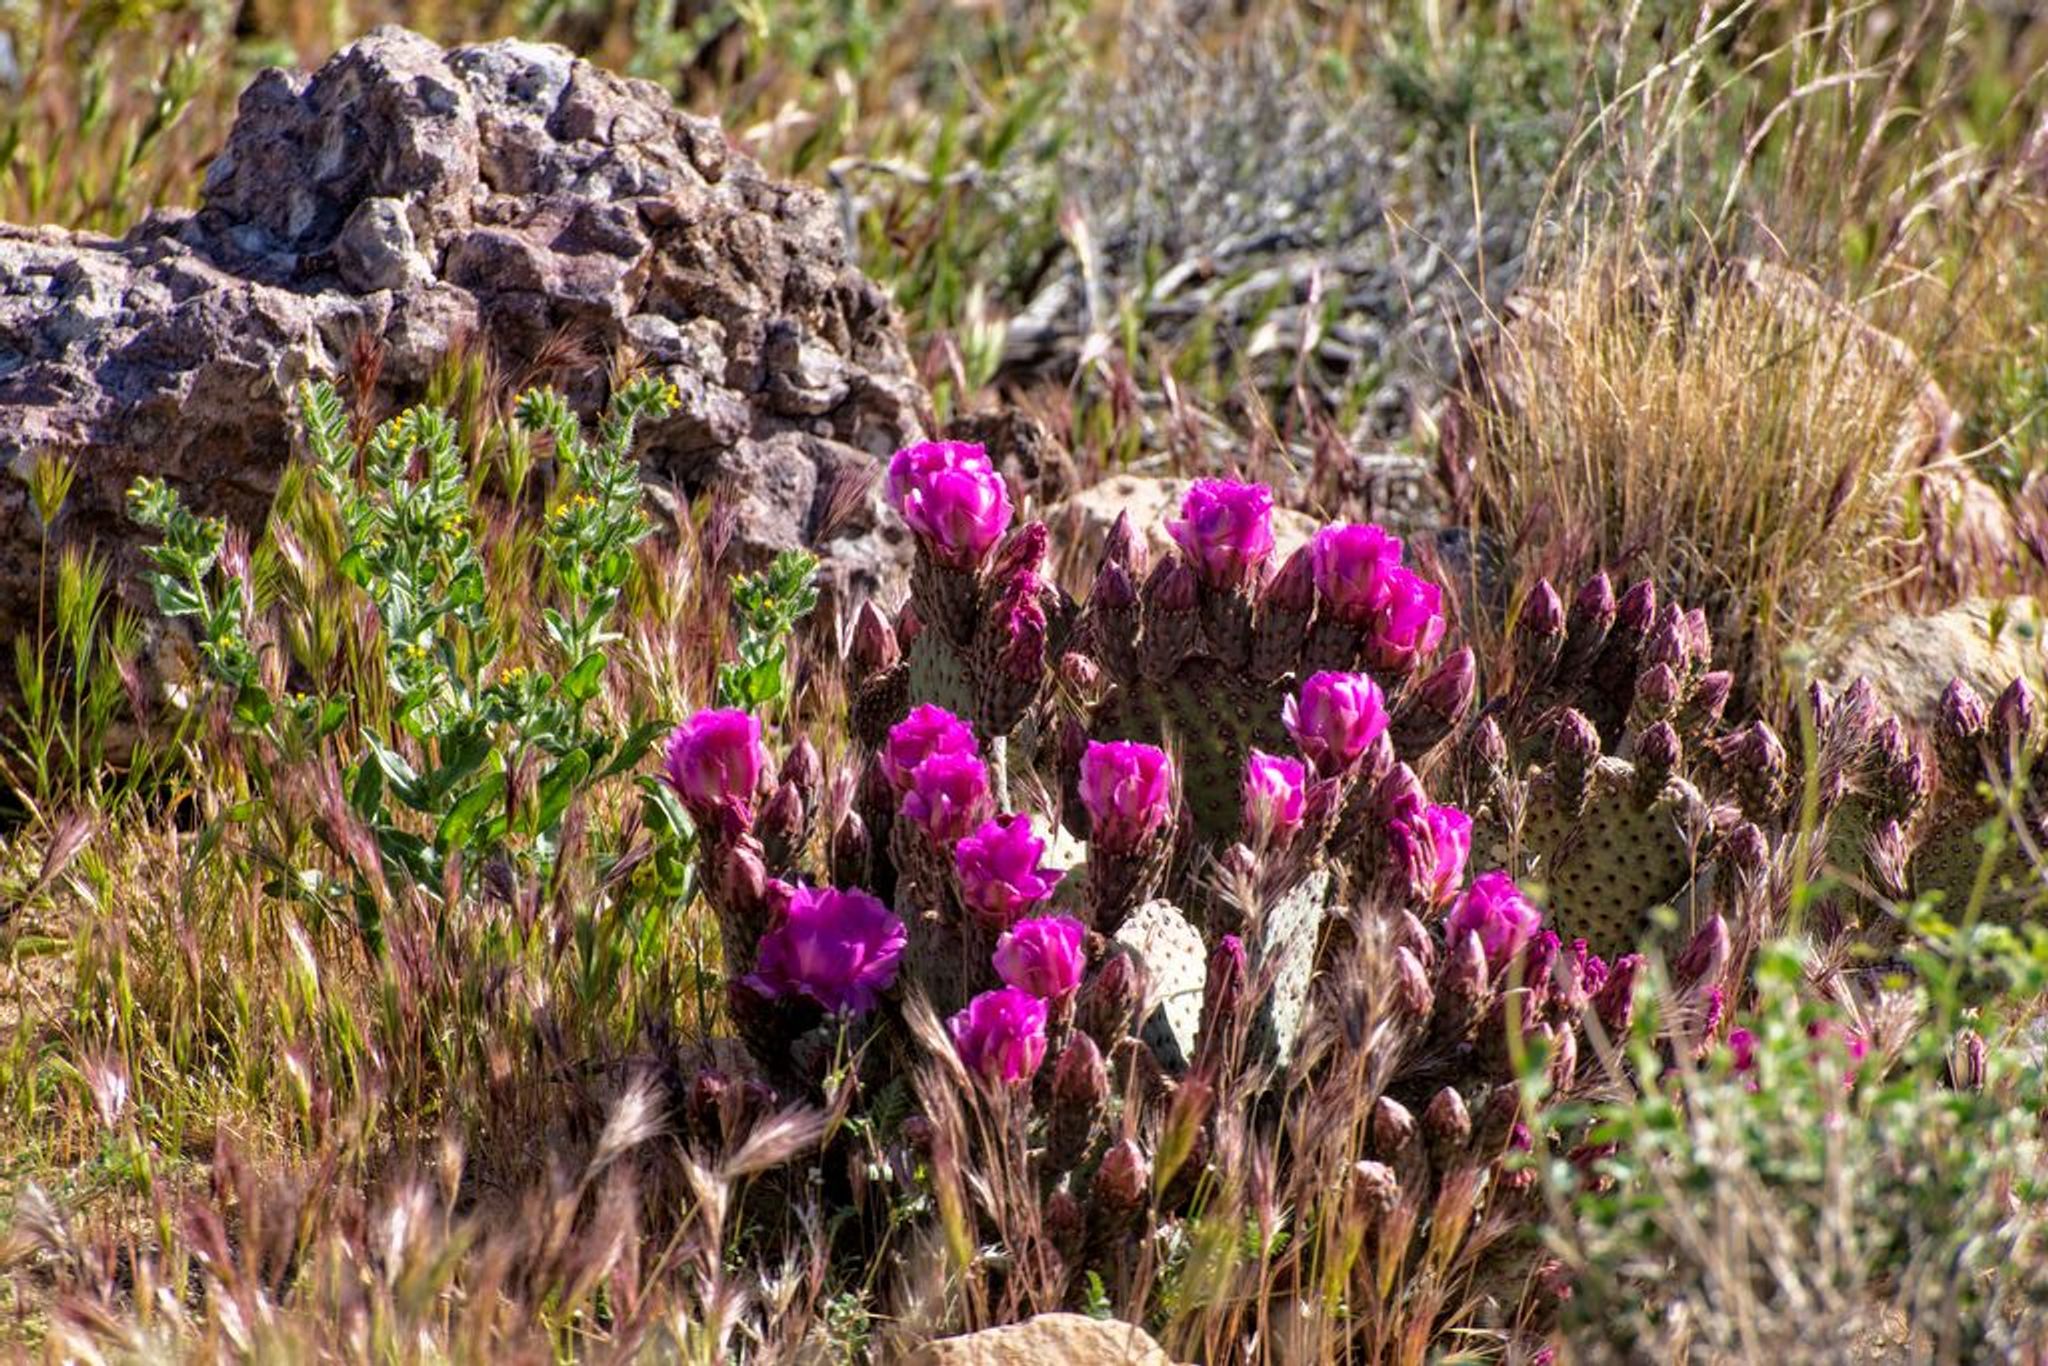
xmin=0 ymin=26 xmax=927 ymax=642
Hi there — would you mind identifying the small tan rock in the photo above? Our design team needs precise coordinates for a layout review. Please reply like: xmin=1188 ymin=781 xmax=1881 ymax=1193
xmin=1828 ymin=597 xmax=2045 ymax=723
xmin=908 ymin=1313 xmax=1177 ymax=1366
xmin=1044 ymin=474 xmax=1318 ymax=593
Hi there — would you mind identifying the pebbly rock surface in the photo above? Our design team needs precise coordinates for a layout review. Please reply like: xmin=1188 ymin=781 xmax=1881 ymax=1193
xmin=0 ymin=25 xmax=927 ymax=643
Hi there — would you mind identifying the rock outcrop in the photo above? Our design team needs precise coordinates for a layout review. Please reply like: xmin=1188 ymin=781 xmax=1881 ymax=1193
xmin=0 ymin=26 xmax=927 ymax=642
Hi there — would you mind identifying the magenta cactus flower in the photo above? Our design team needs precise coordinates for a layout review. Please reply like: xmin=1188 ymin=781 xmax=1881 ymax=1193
xmin=954 ymin=814 xmax=1065 ymax=925
xmin=1368 ymin=565 xmax=1447 ymax=670
xmin=743 ymin=885 xmax=907 ymax=1015
xmin=662 ymin=708 xmax=769 ymax=829
xmin=949 ymin=986 xmax=1050 ymax=1084
xmin=1167 ymin=478 xmax=1276 ymax=590
xmin=1282 ymin=672 xmax=1389 ymax=777
xmin=1077 ymin=740 xmax=1176 ymax=855
xmin=885 ymin=440 xmax=1012 ymax=570
xmin=883 ymin=703 xmax=980 ymax=793
xmin=1445 ymin=870 xmax=1543 ymax=970
xmin=1242 ymin=749 xmax=1307 ymax=846
xmin=1310 ymin=523 xmax=1404 ymax=625
xmin=900 ymin=751 xmax=994 ymax=844
xmin=1392 ymin=803 xmax=1471 ymax=906
xmin=992 ymin=914 xmax=1087 ymax=1000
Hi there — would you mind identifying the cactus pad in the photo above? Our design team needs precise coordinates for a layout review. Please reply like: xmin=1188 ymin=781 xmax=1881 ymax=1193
xmin=1091 ymin=660 xmax=1292 ymax=844
xmin=1250 ymin=869 xmax=1331 ymax=1066
xmin=1509 ymin=757 xmax=1707 ymax=959
xmin=1113 ymin=898 xmax=1209 ymax=1073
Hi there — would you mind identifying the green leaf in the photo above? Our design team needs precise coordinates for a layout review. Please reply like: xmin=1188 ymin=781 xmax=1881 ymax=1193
xmin=597 ymin=717 xmax=670 ymax=781
xmin=436 ymin=772 xmax=508 ymax=853
xmin=349 ymin=756 xmax=383 ymax=818
xmin=532 ymin=748 xmax=592 ymax=834
xmin=560 ymin=651 xmax=606 ymax=704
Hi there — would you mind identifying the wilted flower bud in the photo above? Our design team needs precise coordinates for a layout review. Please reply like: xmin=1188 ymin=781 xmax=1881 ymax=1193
xmin=949 ymin=987 xmax=1050 ymax=1084
xmin=1715 ymin=720 xmax=1788 ymax=808
xmin=1199 ymin=934 xmax=1248 ymax=1043
xmin=1553 ymin=708 xmax=1601 ymax=773
xmin=743 ymin=885 xmax=907 ymax=1016
xmin=1284 ymin=671 xmax=1390 ymax=778
xmin=885 ymin=440 xmax=1012 ymax=570
xmin=883 ymin=703 xmax=980 ymax=793
xmin=1672 ymin=914 xmax=1729 ymax=989
xmin=1687 ymin=670 xmax=1733 ymax=727
xmin=993 ymin=914 xmax=1088 ymax=999
xmin=1520 ymin=930 xmax=1560 ymax=996
xmin=1058 ymin=650 xmax=1104 ymax=700
xmin=1522 ymin=577 xmax=1566 ymax=640
xmin=1616 ymin=578 xmax=1658 ymax=636
xmin=1683 ymin=607 xmax=1712 ymax=668
xmin=1474 ymin=714 xmax=1509 ymax=773
xmin=1053 ymin=1031 xmax=1110 ymax=1112
xmin=1992 ymin=677 xmax=2038 ymax=752
xmin=1634 ymin=721 xmax=1682 ymax=787
xmin=1393 ymin=947 xmax=1434 ymax=1016
xmin=1092 ymin=1138 xmax=1150 ymax=1214
xmin=1723 ymin=819 xmax=1770 ymax=875
xmin=1078 ymin=740 xmax=1176 ymax=855
xmin=1242 ymin=749 xmax=1308 ymax=847
xmin=830 ymin=810 xmax=869 ymax=886
xmin=1370 ymin=1096 xmax=1418 ymax=1159
xmin=1592 ymin=954 xmax=1643 ymax=1036
xmin=1644 ymin=605 xmax=1689 ymax=671
xmin=1633 ymin=663 xmax=1681 ymax=718
xmin=1078 ymin=952 xmax=1139 ymax=1045
xmin=901 ymin=752 xmax=994 ymax=844
xmin=1414 ymin=647 xmax=1477 ymax=723
xmin=1567 ymin=571 xmax=1617 ymax=644
xmin=1941 ymin=677 xmax=1989 ymax=742
xmin=780 ymin=739 xmax=823 ymax=807
xmin=1310 ymin=522 xmax=1404 ymax=625
xmin=955 ymin=814 xmax=1064 ymax=925
xmin=1048 ymin=1034 xmax=1110 ymax=1171
xmin=1422 ymin=1086 xmax=1472 ymax=1164
xmin=663 ymin=709 xmax=769 ymax=830
xmin=1261 ymin=542 xmax=1317 ymax=613
xmin=758 ymin=780 xmax=804 ymax=848
xmin=1168 ymin=478 xmax=1276 ymax=590
xmin=851 ymin=600 xmax=900 ymax=675
xmin=1350 ymin=1160 xmax=1401 ymax=1223
xmin=1367 ymin=566 xmax=1447 ymax=672
xmin=1442 ymin=928 xmax=1490 ymax=1005
xmin=1447 ymin=871 xmax=1543 ymax=971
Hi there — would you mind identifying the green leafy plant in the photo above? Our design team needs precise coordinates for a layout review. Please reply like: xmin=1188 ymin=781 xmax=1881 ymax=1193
xmin=717 ymin=548 xmax=821 ymax=713
xmin=128 ymin=376 xmax=681 ymax=944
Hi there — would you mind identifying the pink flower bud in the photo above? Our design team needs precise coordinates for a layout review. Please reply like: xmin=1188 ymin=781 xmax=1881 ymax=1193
xmin=1241 ymin=749 xmax=1308 ymax=846
xmin=883 ymin=703 xmax=980 ymax=793
xmin=1444 ymin=870 xmax=1542 ymax=970
xmin=949 ymin=986 xmax=1050 ymax=1084
xmin=1078 ymin=740 xmax=1176 ymax=855
xmin=1167 ymin=479 xmax=1276 ymax=590
xmin=1392 ymin=802 xmax=1472 ymax=907
xmin=1283 ymin=671 xmax=1390 ymax=777
xmin=1367 ymin=565 xmax=1447 ymax=671
xmin=885 ymin=440 xmax=1012 ymax=569
xmin=1310 ymin=522 xmax=1404 ymax=625
xmin=742 ymin=885 xmax=907 ymax=1016
xmin=662 ymin=708 xmax=769 ymax=829
xmin=992 ymin=914 xmax=1088 ymax=999
xmin=954 ymin=814 xmax=1065 ymax=925
xmin=900 ymin=751 xmax=993 ymax=844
